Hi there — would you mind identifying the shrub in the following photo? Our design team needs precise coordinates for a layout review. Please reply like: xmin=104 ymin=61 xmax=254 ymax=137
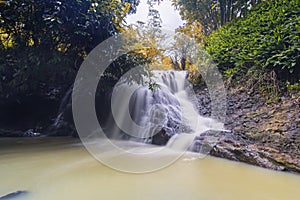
xmin=205 ymin=0 xmax=300 ymax=83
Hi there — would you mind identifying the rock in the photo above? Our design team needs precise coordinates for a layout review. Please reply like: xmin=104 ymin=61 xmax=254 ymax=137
xmin=189 ymin=130 xmax=227 ymax=155
xmin=194 ymin=85 xmax=300 ymax=173
xmin=152 ymin=129 xmax=171 ymax=145
xmin=0 ymin=191 xmax=29 ymax=200
xmin=23 ymin=129 xmax=40 ymax=137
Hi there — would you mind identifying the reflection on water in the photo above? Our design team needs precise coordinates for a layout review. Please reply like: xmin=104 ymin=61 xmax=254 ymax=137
xmin=0 ymin=137 xmax=300 ymax=200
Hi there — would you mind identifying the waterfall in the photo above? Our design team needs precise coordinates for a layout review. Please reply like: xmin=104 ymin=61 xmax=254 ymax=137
xmin=48 ymin=85 xmax=75 ymax=136
xmin=53 ymin=86 xmax=73 ymax=127
xmin=51 ymin=69 xmax=223 ymax=150
xmin=105 ymin=70 xmax=224 ymax=151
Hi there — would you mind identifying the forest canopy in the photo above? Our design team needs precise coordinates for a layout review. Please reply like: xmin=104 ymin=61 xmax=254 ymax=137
xmin=0 ymin=0 xmax=299 ymax=99
xmin=0 ymin=0 xmax=140 ymax=98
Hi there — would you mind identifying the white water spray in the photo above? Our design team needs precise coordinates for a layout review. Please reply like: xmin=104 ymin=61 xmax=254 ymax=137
xmin=107 ymin=70 xmax=224 ymax=151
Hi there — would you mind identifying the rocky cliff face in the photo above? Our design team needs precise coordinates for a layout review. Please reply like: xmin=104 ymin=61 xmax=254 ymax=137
xmin=196 ymin=86 xmax=300 ymax=173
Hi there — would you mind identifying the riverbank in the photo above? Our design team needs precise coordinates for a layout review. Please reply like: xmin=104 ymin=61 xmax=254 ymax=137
xmin=196 ymin=84 xmax=300 ymax=173
xmin=0 ymin=78 xmax=299 ymax=174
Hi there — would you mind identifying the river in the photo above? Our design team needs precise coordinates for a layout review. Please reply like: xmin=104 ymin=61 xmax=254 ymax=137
xmin=0 ymin=137 xmax=299 ymax=200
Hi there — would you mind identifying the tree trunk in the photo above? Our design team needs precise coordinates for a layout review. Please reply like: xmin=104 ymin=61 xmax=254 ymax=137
xmin=219 ymin=0 xmax=226 ymax=26
xmin=231 ymin=0 xmax=235 ymax=20
xmin=227 ymin=0 xmax=233 ymax=21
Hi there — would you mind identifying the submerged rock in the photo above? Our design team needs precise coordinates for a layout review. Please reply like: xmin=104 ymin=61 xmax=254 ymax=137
xmin=0 ymin=191 xmax=28 ymax=200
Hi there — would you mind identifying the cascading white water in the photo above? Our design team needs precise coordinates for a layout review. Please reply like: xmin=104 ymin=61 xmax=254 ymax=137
xmin=106 ymin=70 xmax=224 ymax=151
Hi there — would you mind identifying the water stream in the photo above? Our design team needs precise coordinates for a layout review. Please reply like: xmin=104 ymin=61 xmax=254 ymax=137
xmin=0 ymin=137 xmax=299 ymax=200
xmin=1 ymin=70 xmax=299 ymax=199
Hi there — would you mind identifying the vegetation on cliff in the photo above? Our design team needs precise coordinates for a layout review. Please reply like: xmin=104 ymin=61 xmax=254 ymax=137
xmin=172 ymin=0 xmax=300 ymax=102
xmin=205 ymin=0 xmax=300 ymax=85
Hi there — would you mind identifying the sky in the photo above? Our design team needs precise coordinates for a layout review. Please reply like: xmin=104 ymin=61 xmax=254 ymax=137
xmin=125 ymin=0 xmax=185 ymax=31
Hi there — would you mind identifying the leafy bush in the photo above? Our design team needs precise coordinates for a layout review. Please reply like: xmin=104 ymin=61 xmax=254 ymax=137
xmin=0 ymin=0 xmax=137 ymax=98
xmin=286 ymin=81 xmax=300 ymax=94
xmin=205 ymin=0 xmax=300 ymax=83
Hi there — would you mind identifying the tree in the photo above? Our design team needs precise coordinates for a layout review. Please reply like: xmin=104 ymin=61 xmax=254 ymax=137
xmin=122 ymin=0 xmax=165 ymax=65
xmin=177 ymin=20 xmax=205 ymax=45
xmin=0 ymin=0 xmax=140 ymax=98
xmin=173 ymin=0 xmax=262 ymax=35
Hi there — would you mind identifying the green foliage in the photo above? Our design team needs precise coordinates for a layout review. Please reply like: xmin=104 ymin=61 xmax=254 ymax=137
xmin=224 ymin=67 xmax=238 ymax=78
xmin=0 ymin=0 xmax=140 ymax=98
xmin=0 ymin=0 xmax=122 ymax=50
xmin=205 ymin=0 xmax=300 ymax=83
xmin=98 ymin=52 xmax=150 ymax=92
xmin=286 ymin=81 xmax=300 ymax=94
xmin=256 ymin=70 xmax=279 ymax=102
xmin=146 ymin=79 xmax=160 ymax=91
xmin=173 ymin=0 xmax=261 ymax=35
xmin=0 ymin=46 xmax=76 ymax=97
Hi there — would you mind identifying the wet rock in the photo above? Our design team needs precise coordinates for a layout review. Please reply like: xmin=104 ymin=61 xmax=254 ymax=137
xmin=0 ymin=191 xmax=28 ymax=200
xmin=195 ymin=90 xmax=211 ymax=117
xmin=191 ymin=130 xmax=299 ymax=172
xmin=194 ymin=85 xmax=300 ymax=173
xmin=23 ymin=129 xmax=40 ymax=137
xmin=152 ymin=129 xmax=171 ymax=145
